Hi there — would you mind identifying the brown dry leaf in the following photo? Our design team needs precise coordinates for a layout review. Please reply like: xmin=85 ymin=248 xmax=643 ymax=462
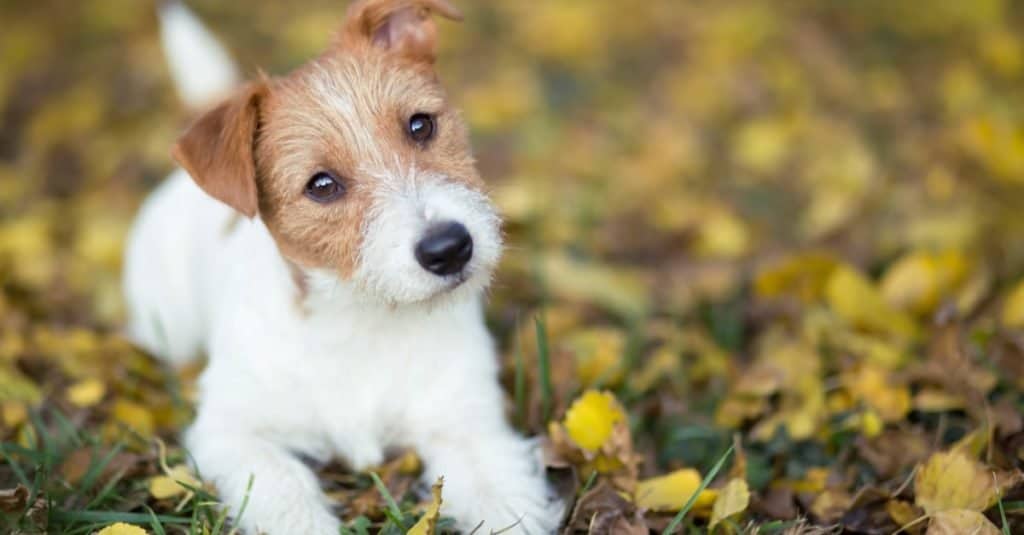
xmin=565 ymin=480 xmax=645 ymax=534
xmin=709 ymin=477 xmax=750 ymax=531
xmin=0 ymin=485 xmax=28 ymax=513
xmin=926 ymin=509 xmax=1000 ymax=535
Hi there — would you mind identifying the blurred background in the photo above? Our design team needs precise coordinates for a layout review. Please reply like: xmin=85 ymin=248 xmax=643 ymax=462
xmin=2 ymin=0 xmax=1024 ymax=533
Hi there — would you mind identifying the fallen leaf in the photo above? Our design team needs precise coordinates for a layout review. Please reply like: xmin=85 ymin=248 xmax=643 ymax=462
xmin=66 ymin=377 xmax=106 ymax=408
xmin=914 ymin=449 xmax=1002 ymax=514
xmin=826 ymin=265 xmax=917 ymax=338
xmin=0 ymin=485 xmax=28 ymax=513
xmin=809 ymin=488 xmax=853 ymax=523
xmin=563 ymin=390 xmax=626 ymax=452
xmin=709 ymin=477 xmax=750 ymax=530
xmin=96 ymin=523 xmax=148 ymax=535
xmin=406 ymin=477 xmax=443 ymax=535
xmin=1003 ymin=278 xmax=1024 ymax=328
xmin=148 ymin=465 xmax=199 ymax=500
xmin=926 ymin=509 xmax=1000 ymax=535
xmin=635 ymin=469 xmax=717 ymax=513
xmin=110 ymin=399 xmax=155 ymax=437
xmin=885 ymin=499 xmax=924 ymax=532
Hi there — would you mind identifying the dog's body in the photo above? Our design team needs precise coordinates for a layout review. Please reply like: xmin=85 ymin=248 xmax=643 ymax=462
xmin=123 ymin=2 xmax=560 ymax=533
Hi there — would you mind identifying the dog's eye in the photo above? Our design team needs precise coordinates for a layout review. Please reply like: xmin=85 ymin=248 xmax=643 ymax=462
xmin=408 ymin=113 xmax=435 ymax=143
xmin=304 ymin=172 xmax=344 ymax=203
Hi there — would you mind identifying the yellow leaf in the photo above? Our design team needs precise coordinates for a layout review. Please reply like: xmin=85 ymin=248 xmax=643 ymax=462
xmin=810 ymin=488 xmax=853 ymax=523
xmin=111 ymin=400 xmax=155 ymax=437
xmin=753 ymin=251 xmax=838 ymax=303
xmin=912 ymin=389 xmax=965 ymax=412
xmin=1002 ymin=279 xmax=1024 ymax=328
xmin=885 ymin=499 xmax=924 ymax=530
xmin=564 ymin=328 xmax=626 ymax=387
xmin=695 ymin=208 xmax=750 ymax=259
xmin=407 ymin=478 xmax=443 ymax=535
xmin=709 ymin=478 xmax=750 ymax=530
xmin=2 ymin=401 xmax=27 ymax=428
xmin=96 ymin=523 xmax=148 ymax=535
xmin=826 ymin=265 xmax=917 ymax=338
xmin=635 ymin=469 xmax=718 ymax=513
xmin=563 ymin=390 xmax=626 ymax=452
xmin=148 ymin=465 xmax=199 ymax=500
xmin=842 ymin=364 xmax=910 ymax=422
xmin=630 ymin=346 xmax=680 ymax=393
xmin=881 ymin=250 xmax=969 ymax=316
xmin=859 ymin=410 xmax=884 ymax=438
xmin=66 ymin=378 xmax=106 ymax=408
xmin=914 ymin=450 xmax=998 ymax=514
xmin=926 ymin=509 xmax=1000 ymax=535
xmin=541 ymin=253 xmax=649 ymax=318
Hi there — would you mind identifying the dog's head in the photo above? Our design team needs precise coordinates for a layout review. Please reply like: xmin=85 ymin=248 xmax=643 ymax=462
xmin=171 ymin=0 xmax=501 ymax=305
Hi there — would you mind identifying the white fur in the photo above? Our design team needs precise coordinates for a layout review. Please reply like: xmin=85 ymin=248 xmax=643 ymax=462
xmin=158 ymin=1 xmax=240 ymax=109
xmin=125 ymin=171 xmax=561 ymax=534
xmin=127 ymin=6 xmax=561 ymax=531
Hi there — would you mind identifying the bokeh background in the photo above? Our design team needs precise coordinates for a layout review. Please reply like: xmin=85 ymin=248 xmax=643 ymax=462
xmin=2 ymin=0 xmax=1024 ymax=533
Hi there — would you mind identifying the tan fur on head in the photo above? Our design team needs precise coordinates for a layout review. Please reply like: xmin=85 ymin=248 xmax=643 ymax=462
xmin=170 ymin=0 xmax=479 ymax=279
xmin=339 ymin=0 xmax=462 ymax=63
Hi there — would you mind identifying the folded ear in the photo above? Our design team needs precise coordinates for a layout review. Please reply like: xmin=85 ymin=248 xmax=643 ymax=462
xmin=339 ymin=0 xmax=462 ymax=63
xmin=171 ymin=82 xmax=265 ymax=218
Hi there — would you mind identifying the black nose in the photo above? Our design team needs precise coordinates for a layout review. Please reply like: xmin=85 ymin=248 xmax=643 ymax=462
xmin=415 ymin=222 xmax=473 ymax=276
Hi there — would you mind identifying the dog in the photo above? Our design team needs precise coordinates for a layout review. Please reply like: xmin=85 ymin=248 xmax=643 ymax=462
xmin=123 ymin=1 xmax=562 ymax=533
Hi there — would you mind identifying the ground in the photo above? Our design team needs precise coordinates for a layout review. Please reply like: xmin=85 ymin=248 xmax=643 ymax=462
xmin=1 ymin=1 xmax=1024 ymax=534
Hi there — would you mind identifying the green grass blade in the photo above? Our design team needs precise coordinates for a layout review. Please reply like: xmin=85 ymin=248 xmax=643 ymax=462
xmin=513 ymin=320 xmax=527 ymax=429
xmin=77 ymin=443 xmax=124 ymax=496
xmin=534 ymin=314 xmax=553 ymax=423
xmin=51 ymin=509 xmax=193 ymax=525
xmin=369 ymin=472 xmax=406 ymax=528
xmin=145 ymin=505 xmax=168 ymax=535
xmin=0 ymin=445 xmax=32 ymax=488
xmin=997 ymin=491 xmax=1010 ymax=535
xmin=661 ymin=444 xmax=734 ymax=535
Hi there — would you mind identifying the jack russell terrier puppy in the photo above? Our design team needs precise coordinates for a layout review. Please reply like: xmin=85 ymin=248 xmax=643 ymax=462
xmin=123 ymin=1 xmax=562 ymax=533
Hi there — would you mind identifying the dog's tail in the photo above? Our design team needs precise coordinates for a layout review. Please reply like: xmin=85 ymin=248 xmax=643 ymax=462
xmin=157 ymin=0 xmax=240 ymax=109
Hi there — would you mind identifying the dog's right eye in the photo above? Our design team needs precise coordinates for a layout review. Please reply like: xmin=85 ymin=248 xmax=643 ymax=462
xmin=304 ymin=172 xmax=345 ymax=203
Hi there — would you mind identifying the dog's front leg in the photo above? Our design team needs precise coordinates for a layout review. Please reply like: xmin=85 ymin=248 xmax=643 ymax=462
xmin=416 ymin=421 xmax=563 ymax=534
xmin=185 ymin=425 xmax=339 ymax=535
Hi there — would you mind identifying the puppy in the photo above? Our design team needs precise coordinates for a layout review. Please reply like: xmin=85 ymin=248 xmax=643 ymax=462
xmin=123 ymin=1 xmax=562 ymax=533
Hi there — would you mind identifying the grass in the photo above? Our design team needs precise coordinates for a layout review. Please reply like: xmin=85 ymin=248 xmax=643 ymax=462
xmin=661 ymin=445 xmax=734 ymax=535
xmin=534 ymin=314 xmax=554 ymax=424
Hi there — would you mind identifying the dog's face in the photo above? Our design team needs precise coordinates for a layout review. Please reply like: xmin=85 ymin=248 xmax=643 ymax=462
xmin=171 ymin=0 xmax=501 ymax=305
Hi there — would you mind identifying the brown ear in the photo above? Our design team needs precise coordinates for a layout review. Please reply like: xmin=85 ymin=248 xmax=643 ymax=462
xmin=339 ymin=0 xmax=462 ymax=63
xmin=171 ymin=82 xmax=265 ymax=218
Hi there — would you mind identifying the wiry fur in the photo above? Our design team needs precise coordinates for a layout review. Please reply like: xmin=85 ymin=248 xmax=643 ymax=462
xmin=123 ymin=1 xmax=562 ymax=533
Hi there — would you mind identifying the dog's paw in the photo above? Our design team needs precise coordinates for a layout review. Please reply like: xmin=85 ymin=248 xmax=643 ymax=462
xmin=239 ymin=502 xmax=340 ymax=535
xmin=443 ymin=473 xmax=564 ymax=534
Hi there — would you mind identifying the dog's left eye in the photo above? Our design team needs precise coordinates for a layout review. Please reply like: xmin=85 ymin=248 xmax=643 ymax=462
xmin=408 ymin=113 xmax=435 ymax=143
xmin=304 ymin=172 xmax=344 ymax=203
